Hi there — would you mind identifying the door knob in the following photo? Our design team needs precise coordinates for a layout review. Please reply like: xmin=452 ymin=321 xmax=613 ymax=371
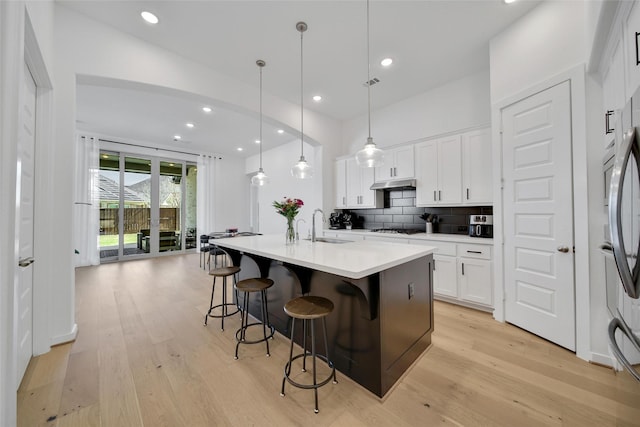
xmin=557 ymin=246 xmax=570 ymax=253
xmin=18 ymin=257 xmax=35 ymax=267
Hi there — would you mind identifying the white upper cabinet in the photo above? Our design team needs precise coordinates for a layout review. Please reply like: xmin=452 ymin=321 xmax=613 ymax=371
xmin=335 ymin=158 xmax=347 ymax=208
xmin=416 ymin=135 xmax=462 ymax=206
xmin=338 ymin=157 xmax=382 ymax=209
xmin=375 ymin=145 xmax=415 ymax=182
xmin=462 ymin=128 xmax=493 ymax=205
xmin=625 ymin=1 xmax=640 ymax=98
xmin=603 ymin=32 xmax=626 ymax=148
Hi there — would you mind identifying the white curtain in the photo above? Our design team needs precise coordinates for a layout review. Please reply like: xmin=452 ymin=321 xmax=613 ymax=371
xmin=197 ymin=155 xmax=217 ymax=249
xmin=73 ymin=135 xmax=100 ymax=266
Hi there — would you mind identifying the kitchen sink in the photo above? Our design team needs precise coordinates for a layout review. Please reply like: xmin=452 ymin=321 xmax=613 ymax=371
xmin=304 ymin=237 xmax=353 ymax=244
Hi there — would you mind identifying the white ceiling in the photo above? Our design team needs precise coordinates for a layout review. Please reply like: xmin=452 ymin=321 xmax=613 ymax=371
xmin=66 ymin=0 xmax=541 ymax=158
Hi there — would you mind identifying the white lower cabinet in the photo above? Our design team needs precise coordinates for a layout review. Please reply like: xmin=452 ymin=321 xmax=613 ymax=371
xmin=458 ymin=257 xmax=492 ymax=306
xmin=411 ymin=239 xmax=493 ymax=311
xmin=433 ymin=255 xmax=457 ymax=298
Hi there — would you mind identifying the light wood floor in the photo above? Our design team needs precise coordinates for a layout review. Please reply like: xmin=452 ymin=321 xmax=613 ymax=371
xmin=17 ymin=253 xmax=640 ymax=426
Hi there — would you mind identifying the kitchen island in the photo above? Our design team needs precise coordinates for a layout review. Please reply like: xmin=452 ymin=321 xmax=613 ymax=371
xmin=213 ymin=234 xmax=435 ymax=397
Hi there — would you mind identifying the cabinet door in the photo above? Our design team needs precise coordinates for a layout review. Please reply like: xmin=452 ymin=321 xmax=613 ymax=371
xmin=394 ymin=145 xmax=415 ymax=179
xmin=346 ymin=157 xmax=361 ymax=207
xmin=335 ymin=159 xmax=347 ymax=208
xmin=415 ymin=140 xmax=438 ymax=206
xmin=458 ymin=257 xmax=493 ymax=307
xmin=438 ymin=135 xmax=462 ymax=204
xmin=433 ymin=255 xmax=457 ymax=298
xmin=358 ymin=165 xmax=378 ymax=207
xmin=625 ymin=1 xmax=640 ymax=98
xmin=603 ymin=34 xmax=626 ymax=148
xmin=462 ymin=129 xmax=492 ymax=205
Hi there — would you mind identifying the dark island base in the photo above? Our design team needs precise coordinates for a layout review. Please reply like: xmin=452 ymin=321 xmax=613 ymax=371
xmin=224 ymin=249 xmax=433 ymax=398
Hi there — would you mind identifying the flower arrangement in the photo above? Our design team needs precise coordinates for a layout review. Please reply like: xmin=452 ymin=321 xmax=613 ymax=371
xmin=273 ymin=197 xmax=304 ymax=220
xmin=273 ymin=197 xmax=303 ymax=243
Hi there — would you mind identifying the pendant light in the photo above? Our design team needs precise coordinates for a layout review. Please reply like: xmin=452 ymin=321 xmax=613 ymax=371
xmin=251 ymin=59 xmax=270 ymax=186
xmin=355 ymin=0 xmax=384 ymax=168
xmin=291 ymin=21 xmax=313 ymax=179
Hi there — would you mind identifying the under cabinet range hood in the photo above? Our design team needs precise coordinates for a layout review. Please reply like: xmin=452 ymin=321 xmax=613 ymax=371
xmin=370 ymin=179 xmax=416 ymax=190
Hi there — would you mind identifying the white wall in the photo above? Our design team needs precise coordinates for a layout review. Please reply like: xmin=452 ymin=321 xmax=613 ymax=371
xmin=342 ymin=70 xmax=491 ymax=155
xmin=246 ymin=140 xmax=322 ymax=238
xmin=489 ymin=1 xmax=586 ymax=103
xmin=489 ymin=0 xmax=602 ymax=362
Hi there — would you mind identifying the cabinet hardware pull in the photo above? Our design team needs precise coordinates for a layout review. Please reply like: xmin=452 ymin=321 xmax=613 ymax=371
xmin=466 ymin=188 xmax=470 ymax=200
xmin=605 ymin=110 xmax=614 ymax=135
xmin=394 ymin=167 xmax=397 ymax=177
xmin=636 ymin=32 xmax=640 ymax=66
xmin=433 ymin=190 xmax=436 ymax=201
xmin=461 ymin=262 xmax=465 ymax=275
xmin=433 ymin=260 xmax=436 ymax=271
xmin=438 ymin=190 xmax=441 ymax=201
xmin=467 ymin=250 xmax=482 ymax=254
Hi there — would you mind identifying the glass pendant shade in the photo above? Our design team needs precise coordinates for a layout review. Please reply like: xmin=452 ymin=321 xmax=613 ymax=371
xmin=291 ymin=155 xmax=313 ymax=179
xmin=251 ymin=167 xmax=270 ymax=186
xmin=356 ymin=137 xmax=384 ymax=167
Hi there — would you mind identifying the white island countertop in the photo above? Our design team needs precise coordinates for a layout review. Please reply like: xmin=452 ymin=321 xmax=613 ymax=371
xmin=213 ymin=234 xmax=435 ymax=280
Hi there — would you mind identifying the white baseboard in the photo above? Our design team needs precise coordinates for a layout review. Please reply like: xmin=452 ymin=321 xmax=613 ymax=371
xmin=50 ymin=323 xmax=78 ymax=347
xmin=590 ymin=351 xmax=616 ymax=370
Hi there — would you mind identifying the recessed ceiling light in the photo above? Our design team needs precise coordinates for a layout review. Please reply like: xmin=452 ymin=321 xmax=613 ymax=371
xmin=312 ymin=95 xmax=322 ymax=102
xmin=237 ymin=147 xmax=244 ymax=151
xmin=255 ymin=139 xmax=261 ymax=144
xmin=186 ymin=122 xmax=194 ymax=128
xmin=202 ymin=106 xmax=212 ymax=113
xmin=277 ymin=129 xmax=284 ymax=134
xmin=381 ymin=58 xmax=393 ymax=67
xmin=503 ymin=0 xmax=516 ymax=3
xmin=141 ymin=11 xmax=159 ymax=24
xmin=174 ymin=135 xmax=181 ymax=140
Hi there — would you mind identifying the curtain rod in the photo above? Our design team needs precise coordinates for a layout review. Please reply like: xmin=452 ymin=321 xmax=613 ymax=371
xmin=97 ymin=138 xmax=222 ymax=159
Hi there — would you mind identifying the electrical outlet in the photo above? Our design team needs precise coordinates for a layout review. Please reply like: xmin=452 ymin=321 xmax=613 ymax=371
xmin=408 ymin=282 xmax=414 ymax=299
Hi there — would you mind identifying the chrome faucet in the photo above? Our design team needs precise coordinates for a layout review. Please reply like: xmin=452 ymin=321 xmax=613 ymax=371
xmin=311 ymin=208 xmax=325 ymax=242
xmin=295 ymin=218 xmax=306 ymax=241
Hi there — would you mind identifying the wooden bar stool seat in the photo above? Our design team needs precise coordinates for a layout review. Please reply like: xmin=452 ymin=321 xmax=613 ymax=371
xmin=280 ymin=295 xmax=337 ymax=413
xmin=204 ymin=266 xmax=241 ymax=331
xmin=234 ymin=277 xmax=275 ymax=359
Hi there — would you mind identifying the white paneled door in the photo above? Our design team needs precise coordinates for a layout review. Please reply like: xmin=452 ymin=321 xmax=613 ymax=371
xmin=16 ymin=63 xmax=37 ymax=385
xmin=502 ymin=81 xmax=575 ymax=351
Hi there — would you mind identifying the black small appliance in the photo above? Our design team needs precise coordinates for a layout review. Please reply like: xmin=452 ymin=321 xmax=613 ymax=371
xmin=469 ymin=215 xmax=493 ymax=238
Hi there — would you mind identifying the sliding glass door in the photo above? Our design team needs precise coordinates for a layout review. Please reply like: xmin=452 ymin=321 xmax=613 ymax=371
xmin=99 ymin=150 xmax=196 ymax=261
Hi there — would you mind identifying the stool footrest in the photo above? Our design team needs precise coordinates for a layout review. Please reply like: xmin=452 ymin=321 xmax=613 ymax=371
xmin=206 ymin=302 xmax=240 ymax=319
xmin=283 ymin=353 xmax=336 ymax=390
xmin=235 ymin=322 xmax=275 ymax=344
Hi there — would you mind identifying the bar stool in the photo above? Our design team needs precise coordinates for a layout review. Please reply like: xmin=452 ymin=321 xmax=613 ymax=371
xmin=280 ymin=296 xmax=337 ymax=413
xmin=234 ymin=277 xmax=275 ymax=359
xmin=205 ymin=266 xmax=241 ymax=331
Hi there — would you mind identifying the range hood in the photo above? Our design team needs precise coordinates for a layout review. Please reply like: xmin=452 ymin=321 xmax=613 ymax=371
xmin=370 ymin=179 xmax=416 ymax=190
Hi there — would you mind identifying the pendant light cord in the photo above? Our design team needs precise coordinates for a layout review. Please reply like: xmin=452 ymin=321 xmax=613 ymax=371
xmin=367 ymin=0 xmax=372 ymax=141
xmin=300 ymin=26 xmax=304 ymax=158
xmin=259 ymin=63 xmax=263 ymax=169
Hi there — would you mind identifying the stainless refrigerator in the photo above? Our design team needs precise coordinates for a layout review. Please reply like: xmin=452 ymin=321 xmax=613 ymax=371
xmin=606 ymin=88 xmax=640 ymax=382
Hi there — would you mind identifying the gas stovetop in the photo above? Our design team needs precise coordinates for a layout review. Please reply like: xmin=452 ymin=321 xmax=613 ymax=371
xmin=370 ymin=228 xmax=425 ymax=235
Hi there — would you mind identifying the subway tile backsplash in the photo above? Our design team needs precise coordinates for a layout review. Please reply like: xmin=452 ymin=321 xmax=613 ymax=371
xmin=342 ymin=190 xmax=492 ymax=235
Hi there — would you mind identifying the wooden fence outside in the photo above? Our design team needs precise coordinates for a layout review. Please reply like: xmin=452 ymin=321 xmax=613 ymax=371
xmin=100 ymin=208 xmax=179 ymax=234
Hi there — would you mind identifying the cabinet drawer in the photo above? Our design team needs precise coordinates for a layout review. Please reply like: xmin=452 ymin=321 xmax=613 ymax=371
xmin=435 ymin=241 xmax=457 ymax=256
xmin=457 ymin=244 xmax=491 ymax=260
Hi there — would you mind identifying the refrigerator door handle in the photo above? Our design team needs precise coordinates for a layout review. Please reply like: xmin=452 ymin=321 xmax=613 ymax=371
xmin=609 ymin=127 xmax=640 ymax=299
xmin=608 ymin=317 xmax=640 ymax=382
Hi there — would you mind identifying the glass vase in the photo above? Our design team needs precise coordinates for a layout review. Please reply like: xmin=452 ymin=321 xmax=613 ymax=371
xmin=285 ymin=218 xmax=295 ymax=245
